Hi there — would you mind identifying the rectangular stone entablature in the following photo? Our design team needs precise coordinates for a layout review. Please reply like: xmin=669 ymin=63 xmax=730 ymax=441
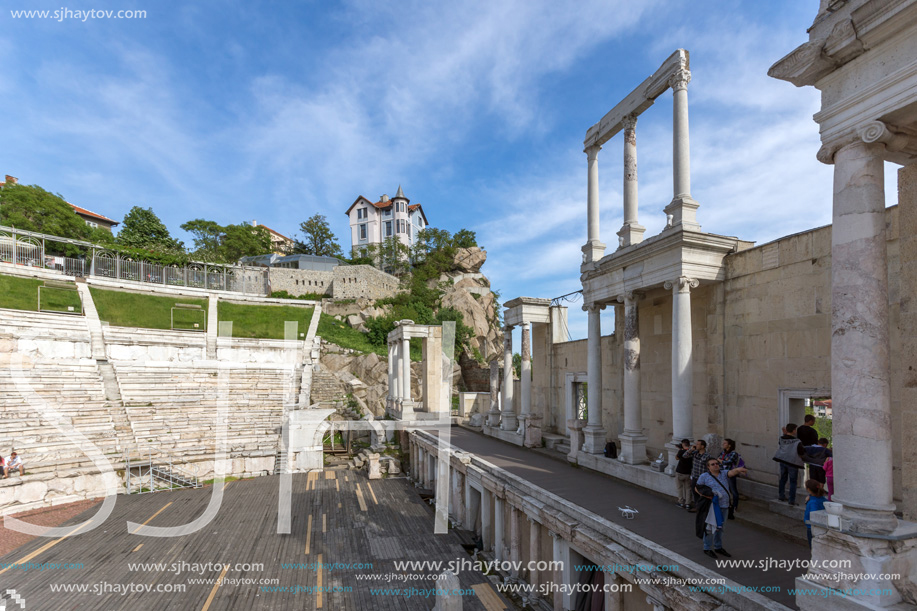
xmin=504 ymin=296 xmax=553 ymax=326
xmin=581 ymin=229 xmax=741 ymax=303
xmin=583 ymin=49 xmax=688 ymax=149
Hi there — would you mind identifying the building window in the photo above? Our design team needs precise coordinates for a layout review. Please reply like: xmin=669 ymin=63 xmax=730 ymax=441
xmin=359 ymin=224 xmax=367 ymax=240
xmin=357 ymin=208 xmax=367 ymax=220
xmin=385 ymin=221 xmax=392 ymax=237
xmin=384 ymin=209 xmax=391 ymax=217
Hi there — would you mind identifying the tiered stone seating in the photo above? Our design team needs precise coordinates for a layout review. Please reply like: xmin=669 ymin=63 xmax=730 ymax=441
xmin=0 ymin=360 xmax=122 ymax=475
xmin=114 ymin=362 xmax=293 ymax=462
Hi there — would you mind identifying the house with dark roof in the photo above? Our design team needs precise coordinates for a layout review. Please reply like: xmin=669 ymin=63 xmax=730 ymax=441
xmin=344 ymin=186 xmax=428 ymax=253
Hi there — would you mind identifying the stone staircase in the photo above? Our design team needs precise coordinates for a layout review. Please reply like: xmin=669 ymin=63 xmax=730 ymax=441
xmin=310 ymin=368 xmax=346 ymax=409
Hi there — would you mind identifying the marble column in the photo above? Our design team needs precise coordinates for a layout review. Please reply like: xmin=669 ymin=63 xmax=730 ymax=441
xmin=481 ymin=489 xmax=494 ymax=552
xmin=487 ymin=359 xmax=501 ymax=427
xmin=829 ymin=137 xmax=896 ymax=533
xmin=663 ymin=68 xmax=701 ymax=231
xmin=528 ymin=516 xmax=540 ymax=586
xmin=501 ymin=327 xmax=517 ymax=431
xmin=664 ymin=276 xmax=697 ymax=474
xmin=494 ymin=497 xmax=505 ymax=562
xmin=401 ymin=336 xmax=411 ymax=405
xmin=582 ymin=304 xmax=606 ymax=454
xmin=387 ymin=341 xmax=395 ymax=411
xmin=509 ymin=504 xmax=521 ymax=578
xmin=551 ymin=531 xmax=571 ymax=611
xmin=520 ymin=323 xmax=532 ymax=417
xmin=582 ymin=145 xmax=606 ymax=263
xmin=451 ymin=469 xmax=464 ymax=527
xmin=393 ymin=341 xmax=403 ymax=402
xmin=617 ymin=114 xmax=645 ymax=247
xmin=618 ymin=292 xmax=647 ymax=464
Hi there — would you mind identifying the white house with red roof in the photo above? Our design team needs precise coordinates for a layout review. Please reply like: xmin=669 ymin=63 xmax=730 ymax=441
xmin=344 ymin=186 xmax=428 ymax=253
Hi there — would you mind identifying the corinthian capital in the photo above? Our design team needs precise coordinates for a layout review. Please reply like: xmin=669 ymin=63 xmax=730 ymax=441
xmin=622 ymin=114 xmax=638 ymax=132
xmin=664 ymin=276 xmax=699 ymax=292
xmin=584 ymin=144 xmax=602 ymax=161
xmin=668 ymin=68 xmax=691 ymax=92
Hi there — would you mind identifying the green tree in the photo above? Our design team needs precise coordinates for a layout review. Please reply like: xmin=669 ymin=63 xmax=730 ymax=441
xmin=452 ymin=228 xmax=478 ymax=248
xmin=379 ymin=236 xmax=411 ymax=275
xmin=0 ymin=183 xmax=91 ymax=240
xmin=180 ymin=219 xmax=271 ymax=263
xmin=294 ymin=214 xmax=343 ymax=258
xmin=117 ymin=206 xmax=183 ymax=253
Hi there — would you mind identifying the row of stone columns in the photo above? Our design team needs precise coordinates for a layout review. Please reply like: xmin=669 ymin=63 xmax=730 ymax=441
xmin=581 ymin=276 xmax=699 ymax=467
xmin=486 ymin=323 xmax=533 ymax=432
xmin=409 ymin=433 xmax=667 ymax=610
xmin=582 ymin=65 xmax=695 ymax=263
xmin=386 ymin=336 xmax=413 ymax=408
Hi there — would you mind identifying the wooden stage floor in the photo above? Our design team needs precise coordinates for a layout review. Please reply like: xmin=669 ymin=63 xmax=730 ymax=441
xmin=0 ymin=472 xmax=502 ymax=611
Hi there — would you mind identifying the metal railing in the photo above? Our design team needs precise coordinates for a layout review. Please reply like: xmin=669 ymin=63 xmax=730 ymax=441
xmin=125 ymin=447 xmax=202 ymax=494
xmin=0 ymin=225 xmax=270 ymax=295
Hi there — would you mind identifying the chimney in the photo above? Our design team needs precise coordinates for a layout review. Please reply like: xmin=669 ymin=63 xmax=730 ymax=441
xmin=380 ymin=194 xmax=389 ymax=202
xmin=5 ymin=175 xmax=18 ymax=185
xmin=251 ymin=220 xmax=257 ymax=226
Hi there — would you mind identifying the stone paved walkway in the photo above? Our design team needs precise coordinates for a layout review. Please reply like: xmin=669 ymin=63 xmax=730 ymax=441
xmin=450 ymin=426 xmax=809 ymax=609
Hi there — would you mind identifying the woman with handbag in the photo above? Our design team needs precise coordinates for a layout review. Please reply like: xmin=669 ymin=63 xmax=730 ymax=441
xmin=719 ymin=438 xmax=743 ymax=519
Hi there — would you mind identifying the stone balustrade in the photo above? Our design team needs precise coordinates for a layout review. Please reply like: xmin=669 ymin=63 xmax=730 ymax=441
xmin=409 ymin=429 xmax=784 ymax=611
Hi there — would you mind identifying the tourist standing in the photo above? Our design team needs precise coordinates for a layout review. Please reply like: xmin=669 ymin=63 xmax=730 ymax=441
xmin=695 ymin=457 xmax=748 ymax=559
xmin=804 ymin=479 xmax=827 ymax=548
xmin=685 ymin=439 xmax=710 ymax=513
xmin=718 ymin=438 xmax=742 ymax=519
xmin=796 ymin=415 xmax=819 ymax=447
xmin=674 ymin=439 xmax=693 ymax=508
xmin=773 ymin=424 xmax=806 ymax=505
xmin=824 ymin=456 xmax=834 ymax=500
xmin=805 ymin=438 xmax=832 ymax=484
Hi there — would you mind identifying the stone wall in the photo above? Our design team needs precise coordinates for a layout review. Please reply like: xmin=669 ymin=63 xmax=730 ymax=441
xmin=331 ymin=265 xmax=400 ymax=300
xmin=269 ymin=268 xmax=333 ymax=297
xmin=267 ymin=264 xmax=400 ymax=300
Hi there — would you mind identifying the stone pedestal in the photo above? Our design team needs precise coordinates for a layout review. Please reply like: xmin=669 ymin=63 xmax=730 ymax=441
xmin=567 ymin=419 xmax=585 ymax=463
xmin=366 ymin=453 xmax=381 ymax=480
xmin=618 ymin=432 xmax=648 ymax=465
xmin=799 ymin=512 xmax=917 ymax=609
xmin=521 ymin=414 xmax=543 ymax=448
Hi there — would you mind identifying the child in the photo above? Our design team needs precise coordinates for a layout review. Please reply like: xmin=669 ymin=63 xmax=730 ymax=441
xmin=823 ymin=456 xmax=833 ymax=500
xmin=804 ymin=479 xmax=827 ymax=549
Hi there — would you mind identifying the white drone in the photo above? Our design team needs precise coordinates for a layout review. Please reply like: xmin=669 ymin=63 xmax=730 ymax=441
xmin=618 ymin=506 xmax=639 ymax=519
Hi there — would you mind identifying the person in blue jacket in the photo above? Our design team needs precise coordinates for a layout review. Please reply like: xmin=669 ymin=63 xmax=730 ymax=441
xmin=804 ymin=479 xmax=827 ymax=549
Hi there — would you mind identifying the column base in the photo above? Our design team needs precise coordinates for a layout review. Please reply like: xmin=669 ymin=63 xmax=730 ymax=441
xmin=500 ymin=411 xmax=518 ymax=432
xmin=663 ymin=196 xmax=701 ymax=232
xmin=486 ymin=409 xmax=501 ymax=428
xmin=616 ymin=223 xmax=646 ymax=249
xmin=617 ymin=432 xmax=648 ymax=465
xmin=396 ymin=399 xmax=415 ymax=420
xmin=582 ymin=425 xmax=606 ymax=454
xmin=520 ymin=414 xmax=543 ymax=448
xmin=581 ymin=240 xmax=606 ymax=264
xmin=663 ymin=441 xmax=681 ymax=476
xmin=799 ymin=515 xmax=917 ymax=610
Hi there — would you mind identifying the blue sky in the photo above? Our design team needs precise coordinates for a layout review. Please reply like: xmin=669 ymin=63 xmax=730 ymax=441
xmin=0 ymin=1 xmax=900 ymax=339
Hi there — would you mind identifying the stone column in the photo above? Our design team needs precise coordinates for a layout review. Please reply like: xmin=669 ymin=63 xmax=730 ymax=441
xmin=401 ymin=336 xmax=412 ymax=405
xmin=387 ymin=341 xmax=395 ymax=411
xmin=618 ymin=292 xmax=647 ymax=464
xmin=582 ymin=304 xmax=606 ymax=454
xmin=528 ymin=516 xmax=540 ymax=586
xmin=494 ymin=496 xmax=505 ymax=562
xmin=501 ymin=327 xmax=517 ymax=431
xmin=450 ymin=468 xmax=464 ymax=527
xmin=829 ymin=138 xmax=896 ymax=533
xmin=520 ymin=323 xmax=531 ymax=417
xmin=481 ymin=489 xmax=494 ymax=552
xmin=551 ymin=531 xmax=571 ymax=611
xmin=509 ymin=504 xmax=521 ymax=578
xmin=617 ymin=114 xmax=645 ymax=247
xmin=487 ymin=359 xmax=501 ymax=427
xmin=582 ymin=145 xmax=606 ymax=263
xmin=664 ymin=276 xmax=698 ymax=474
xmin=394 ymin=341 xmax=403 ymax=402
xmin=663 ymin=68 xmax=701 ymax=231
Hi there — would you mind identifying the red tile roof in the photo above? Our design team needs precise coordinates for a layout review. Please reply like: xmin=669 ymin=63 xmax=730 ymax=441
xmin=69 ymin=203 xmax=119 ymax=226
